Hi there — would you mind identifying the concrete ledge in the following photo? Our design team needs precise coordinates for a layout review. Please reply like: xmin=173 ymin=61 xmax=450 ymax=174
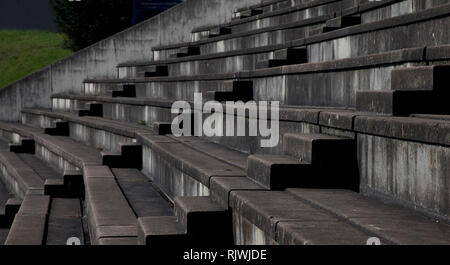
xmin=287 ymin=188 xmax=450 ymax=244
xmin=83 ymin=165 xmax=137 ymax=245
xmin=137 ymin=216 xmax=186 ymax=245
xmin=230 ymin=190 xmax=376 ymax=244
xmin=0 ymin=150 xmax=44 ymax=198
xmin=354 ymin=116 xmax=450 ymax=146
xmin=138 ymin=134 xmax=245 ymax=189
xmin=174 ymin=196 xmax=233 ymax=244
xmin=210 ymin=177 xmax=266 ymax=209
xmin=247 ymin=154 xmax=311 ymax=190
xmin=5 ymin=194 xmax=50 ymax=245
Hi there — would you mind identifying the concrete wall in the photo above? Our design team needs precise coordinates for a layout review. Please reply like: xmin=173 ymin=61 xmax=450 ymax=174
xmin=0 ymin=0 xmax=57 ymax=31
xmin=0 ymin=0 xmax=261 ymax=121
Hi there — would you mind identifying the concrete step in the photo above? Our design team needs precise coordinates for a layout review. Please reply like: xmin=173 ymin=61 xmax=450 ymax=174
xmin=357 ymin=65 xmax=450 ymax=115
xmin=77 ymin=102 xmax=103 ymax=117
xmin=256 ymin=47 xmax=307 ymax=69
xmin=153 ymin=122 xmax=173 ymax=135
xmin=98 ymin=46 xmax=428 ymax=109
xmin=322 ymin=15 xmax=361 ymax=32
xmin=44 ymin=119 xmax=69 ymax=136
xmin=232 ymin=7 xmax=263 ymax=20
xmin=283 ymin=133 xmax=358 ymax=190
xmin=83 ymin=165 xmax=137 ymax=245
xmin=101 ymin=142 xmax=142 ymax=170
xmin=138 ymin=196 xmax=232 ymax=246
xmin=142 ymin=65 xmax=168 ymax=78
xmin=44 ymin=170 xmax=84 ymax=198
xmin=0 ymin=150 xmax=45 ymax=198
xmin=230 ymin=190 xmax=383 ymax=245
xmin=17 ymin=153 xmax=61 ymax=182
xmin=5 ymin=194 xmax=50 ymax=245
xmin=137 ymin=134 xmax=246 ymax=199
xmin=171 ymin=46 xmax=201 ymax=58
xmin=356 ymin=90 xmax=450 ymax=116
xmin=287 ymin=189 xmax=450 ymax=244
xmin=246 ymin=154 xmax=312 ymax=190
xmin=208 ymin=27 xmax=232 ymax=38
xmin=391 ymin=65 xmax=450 ymax=91
xmin=9 ymin=137 xmax=35 ymax=154
xmin=0 ymin=121 xmax=103 ymax=172
xmin=161 ymin=0 xmax=445 ymax=59
xmin=174 ymin=196 xmax=232 ymax=244
xmin=138 ymin=216 xmax=187 ymax=245
xmin=112 ymin=168 xmax=173 ymax=217
xmin=108 ymin=84 xmax=136 ymax=98
xmin=0 ymin=180 xmax=20 ymax=229
xmin=205 ymin=80 xmax=253 ymax=102
xmin=247 ymin=133 xmax=358 ymax=190
xmin=51 ymin=93 xmax=174 ymax=124
xmin=45 ymin=198 xmax=84 ymax=245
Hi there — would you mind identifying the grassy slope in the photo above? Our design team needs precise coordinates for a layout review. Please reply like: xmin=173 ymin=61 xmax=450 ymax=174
xmin=0 ymin=30 xmax=73 ymax=88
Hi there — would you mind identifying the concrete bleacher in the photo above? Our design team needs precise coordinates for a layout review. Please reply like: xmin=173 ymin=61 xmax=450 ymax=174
xmin=0 ymin=0 xmax=449 ymax=245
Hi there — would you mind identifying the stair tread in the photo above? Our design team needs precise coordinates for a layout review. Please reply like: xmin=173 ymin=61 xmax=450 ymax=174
xmin=138 ymin=134 xmax=246 ymax=187
xmin=287 ymin=188 xmax=450 ymax=245
xmin=46 ymin=198 xmax=84 ymax=245
xmin=0 ymin=150 xmax=45 ymax=195
xmin=112 ymin=168 xmax=173 ymax=218
xmin=0 ymin=121 xmax=103 ymax=168
xmin=17 ymin=154 xmax=61 ymax=181
xmin=230 ymin=190 xmax=379 ymax=245
xmin=138 ymin=216 xmax=185 ymax=236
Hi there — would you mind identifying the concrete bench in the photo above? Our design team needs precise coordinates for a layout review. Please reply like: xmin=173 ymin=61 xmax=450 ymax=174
xmin=5 ymin=194 xmax=50 ymax=245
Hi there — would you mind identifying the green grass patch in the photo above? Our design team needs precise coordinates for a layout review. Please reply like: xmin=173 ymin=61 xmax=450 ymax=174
xmin=0 ymin=30 xmax=73 ymax=88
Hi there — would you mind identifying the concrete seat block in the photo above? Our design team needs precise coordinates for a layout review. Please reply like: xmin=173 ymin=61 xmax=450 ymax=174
xmin=283 ymin=133 xmax=358 ymax=190
xmin=177 ymin=46 xmax=200 ymax=57
xmin=17 ymin=195 xmax=50 ymax=216
xmin=247 ymin=154 xmax=312 ymax=190
xmin=174 ymin=196 xmax=232 ymax=244
xmin=4 ymin=198 xmax=22 ymax=228
xmin=9 ymin=138 xmax=35 ymax=154
xmin=209 ymin=27 xmax=231 ymax=38
xmin=391 ymin=65 xmax=450 ymax=91
xmin=324 ymin=15 xmax=361 ymax=30
xmin=287 ymin=189 xmax=450 ymax=244
xmin=101 ymin=143 xmax=142 ymax=170
xmin=5 ymin=214 xmax=46 ymax=245
xmin=210 ymin=177 xmax=267 ymax=209
xmin=356 ymin=90 xmax=449 ymax=116
xmin=44 ymin=179 xmax=65 ymax=197
xmin=44 ymin=120 xmax=69 ymax=136
xmin=138 ymin=216 xmax=186 ymax=245
xmin=111 ymin=84 xmax=136 ymax=98
xmin=283 ymin=133 xmax=354 ymax=164
xmin=273 ymin=47 xmax=307 ymax=63
xmin=256 ymin=59 xmax=287 ymax=69
xmin=153 ymin=122 xmax=173 ymax=135
xmin=144 ymin=65 xmax=168 ymax=77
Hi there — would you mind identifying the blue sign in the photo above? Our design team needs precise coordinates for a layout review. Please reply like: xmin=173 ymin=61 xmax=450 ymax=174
xmin=133 ymin=0 xmax=182 ymax=25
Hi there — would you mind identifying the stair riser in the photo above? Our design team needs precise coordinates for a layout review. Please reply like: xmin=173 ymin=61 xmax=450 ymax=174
xmin=189 ymin=0 xmax=355 ymax=44
xmin=51 ymin=98 xmax=173 ymax=125
xmin=100 ymin=61 xmax=417 ymax=109
xmin=141 ymin=146 xmax=210 ymax=200
xmin=358 ymin=134 xmax=450 ymax=218
xmin=21 ymin=112 xmax=134 ymax=153
xmin=178 ymin=0 xmax=441 ymax=60
xmin=356 ymin=91 xmax=450 ymax=116
xmin=122 ymin=52 xmax=274 ymax=78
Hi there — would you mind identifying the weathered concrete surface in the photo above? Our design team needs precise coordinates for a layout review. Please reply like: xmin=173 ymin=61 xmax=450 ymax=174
xmin=0 ymin=0 xmax=261 ymax=121
xmin=358 ymin=134 xmax=450 ymax=218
